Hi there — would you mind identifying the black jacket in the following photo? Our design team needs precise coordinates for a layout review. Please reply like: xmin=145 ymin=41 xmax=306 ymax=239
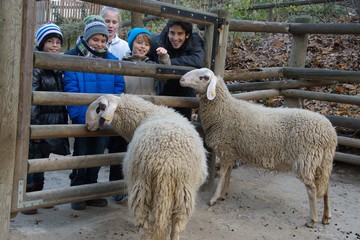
xmin=149 ymin=29 xmax=205 ymax=98
xmin=30 ymin=65 xmax=70 ymax=157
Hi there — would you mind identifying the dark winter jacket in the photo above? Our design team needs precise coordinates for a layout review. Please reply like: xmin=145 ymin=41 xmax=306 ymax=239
xmin=149 ymin=29 xmax=205 ymax=98
xmin=63 ymin=48 xmax=125 ymax=124
xmin=30 ymin=64 xmax=70 ymax=157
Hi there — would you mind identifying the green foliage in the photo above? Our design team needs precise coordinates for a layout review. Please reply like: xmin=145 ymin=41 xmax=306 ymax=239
xmin=59 ymin=19 xmax=84 ymax=51
xmin=81 ymin=1 xmax=88 ymax=19
xmin=52 ymin=2 xmax=65 ymax=25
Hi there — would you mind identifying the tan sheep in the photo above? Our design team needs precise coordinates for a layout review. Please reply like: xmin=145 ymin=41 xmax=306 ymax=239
xmin=180 ymin=68 xmax=337 ymax=228
xmin=86 ymin=94 xmax=208 ymax=240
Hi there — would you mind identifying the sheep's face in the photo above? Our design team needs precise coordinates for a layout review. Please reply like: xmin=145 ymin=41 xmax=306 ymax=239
xmin=86 ymin=95 xmax=118 ymax=131
xmin=180 ymin=68 xmax=217 ymax=100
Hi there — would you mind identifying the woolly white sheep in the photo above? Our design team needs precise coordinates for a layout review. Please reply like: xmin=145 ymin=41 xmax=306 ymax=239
xmin=179 ymin=68 xmax=337 ymax=228
xmin=86 ymin=94 xmax=208 ymax=240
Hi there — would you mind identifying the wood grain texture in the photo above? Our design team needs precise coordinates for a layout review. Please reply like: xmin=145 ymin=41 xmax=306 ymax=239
xmin=0 ymin=0 xmax=23 ymax=238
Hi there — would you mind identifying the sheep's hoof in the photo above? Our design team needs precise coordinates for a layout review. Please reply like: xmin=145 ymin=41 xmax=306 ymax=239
xmin=322 ymin=215 xmax=331 ymax=225
xmin=208 ymin=198 xmax=219 ymax=206
xmin=305 ymin=219 xmax=316 ymax=228
xmin=208 ymin=200 xmax=216 ymax=206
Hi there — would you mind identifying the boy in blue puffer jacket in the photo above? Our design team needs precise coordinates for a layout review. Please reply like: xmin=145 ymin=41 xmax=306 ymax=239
xmin=63 ymin=16 xmax=125 ymax=210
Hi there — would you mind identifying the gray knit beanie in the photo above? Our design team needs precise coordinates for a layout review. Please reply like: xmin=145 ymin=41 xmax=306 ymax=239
xmin=83 ymin=16 xmax=108 ymax=42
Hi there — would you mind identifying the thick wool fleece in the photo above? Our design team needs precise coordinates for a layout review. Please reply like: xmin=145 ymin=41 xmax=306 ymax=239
xmin=180 ymin=68 xmax=337 ymax=228
xmin=86 ymin=94 xmax=208 ymax=240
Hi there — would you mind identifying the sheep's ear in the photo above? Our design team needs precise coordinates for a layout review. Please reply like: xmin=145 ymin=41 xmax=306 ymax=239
xmin=99 ymin=101 xmax=118 ymax=127
xmin=206 ymin=75 xmax=217 ymax=100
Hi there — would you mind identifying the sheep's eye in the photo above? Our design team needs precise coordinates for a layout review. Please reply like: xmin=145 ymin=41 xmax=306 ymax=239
xmin=199 ymin=75 xmax=209 ymax=81
xmin=99 ymin=102 xmax=107 ymax=111
xmin=96 ymin=106 xmax=101 ymax=114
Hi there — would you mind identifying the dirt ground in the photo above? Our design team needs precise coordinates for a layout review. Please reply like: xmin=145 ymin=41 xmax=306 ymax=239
xmin=9 ymin=161 xmax=360 ymax=240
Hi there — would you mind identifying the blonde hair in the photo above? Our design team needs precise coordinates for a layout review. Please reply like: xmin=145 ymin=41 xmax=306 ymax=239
xmin=100 ymin=6 xmax=121 ymax=22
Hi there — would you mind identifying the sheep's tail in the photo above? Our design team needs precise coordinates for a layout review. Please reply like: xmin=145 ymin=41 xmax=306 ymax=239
xmin=129 ymin=177 xmax=194 ymax=240
xmin=315 ymin=143 xmax=336 ymax=198
xmin=149 ymin=178 xmax=194 ymax=240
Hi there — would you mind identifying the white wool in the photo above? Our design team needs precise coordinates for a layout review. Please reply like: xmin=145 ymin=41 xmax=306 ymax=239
xmin=86 ymin=94 xmax=208 ymax=239
xmin=180 ymin=68 xmax=337 ymax=228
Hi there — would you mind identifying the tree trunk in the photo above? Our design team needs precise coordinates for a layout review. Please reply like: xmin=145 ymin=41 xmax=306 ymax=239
xmin=131 ymin=11 xmax=143 ymax=28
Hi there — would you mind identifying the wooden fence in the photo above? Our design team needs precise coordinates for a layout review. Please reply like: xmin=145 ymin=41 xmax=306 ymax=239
xmin=36 ymin=0 xmax=102 ymax=25
xmin=1 ymin=0 xmax=360 ymax=238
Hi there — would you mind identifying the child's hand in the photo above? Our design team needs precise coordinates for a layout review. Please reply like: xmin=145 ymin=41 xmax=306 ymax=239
xmin=156 ymin=47 xmax=168 ymax=56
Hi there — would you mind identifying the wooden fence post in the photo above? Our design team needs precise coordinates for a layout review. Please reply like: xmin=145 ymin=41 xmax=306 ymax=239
xmin=0 ymin=0 xmax=23 ymax=238
xmin=283 ymin=16 xmax=311 ymax=108
xmin=10 ymin=0 xmax=36 ymax=217
xmin=201 ymin=8 xmax=230 ymax=191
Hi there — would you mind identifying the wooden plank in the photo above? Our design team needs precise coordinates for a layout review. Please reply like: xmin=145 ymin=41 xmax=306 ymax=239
xmin=34 ymin=52 xmax=194 ymax=79
xmin=227 ymin=79 xmax=334 ymax=92
xmin=224 ymin=67 xmax=283 ymax=82
xmin=283 ymin=67 xmax=360 ymax=82
xmin=229 ymin=19 xmax=290 ymax=33
xmin=30 ymin=124 xmax=118 ymax=138
xmin=32 ymin=92 xmax=199 ymax=108
xmin=248 ymin=0 xmax=344 ymax=10
xmin=28 ymin=153 xmax=125 ymax=173
xmin=85 ymin=0 xmax=219 ymax=25
xmin=281 ymin=89 xmax=360 ymax=105
xmin=0 ymin=0 xmax=23 ymax=237
xmin=338 ymin=136 xmax=360 ymax=149
xmin=10 ymin=0 xmax=37 ymax=218
xmin=326 ymin=115 xmax=360 ymax=130
xmin=334 ymin=152 xmax=360 ymax=165
xmin=14 ymin=180 xmax=127 ymax=212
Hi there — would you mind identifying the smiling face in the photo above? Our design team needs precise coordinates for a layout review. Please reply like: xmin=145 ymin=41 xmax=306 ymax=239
xmin=87 ymin=34 xmax=107 ymax=52
xmin=103 ymin=11 xmax=120 ymax=42
xmin=42 ymin=37 xmax=62 ymax=53
xmin=132 ymin=34 xmax=151 ymax=57
xmin=167 ymin=24 xmax=190 ymax=49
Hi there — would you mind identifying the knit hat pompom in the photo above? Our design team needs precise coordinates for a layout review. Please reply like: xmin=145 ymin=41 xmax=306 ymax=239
xmin=127 ymin=28 xmax=151 ymax=49
xmin=83 ymin=16 xmax=108 ymax=42
xmin=35 ymin=23 xmax=63 ymax=50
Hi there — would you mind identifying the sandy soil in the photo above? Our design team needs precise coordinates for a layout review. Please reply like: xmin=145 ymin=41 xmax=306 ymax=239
xmin=9 ymin=161 xmax=360 ymax=240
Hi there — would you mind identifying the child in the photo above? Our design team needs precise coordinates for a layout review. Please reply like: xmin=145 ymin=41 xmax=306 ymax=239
xmin=63 ymin=16 xmax=125 ymax=210
xmin=100 ymin=6 xmax=130 ymax=60
xmin=123 ymin=27 xmax=170 ymax=95
xmin=22 ymin=23 xmax=70 ymax=215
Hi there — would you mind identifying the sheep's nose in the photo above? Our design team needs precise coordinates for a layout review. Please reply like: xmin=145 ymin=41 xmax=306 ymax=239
xmin=99 ymin=117 xmax=105 ymax=126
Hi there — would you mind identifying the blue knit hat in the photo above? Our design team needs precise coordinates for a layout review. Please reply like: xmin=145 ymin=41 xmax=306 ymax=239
xmin=83 ymin=16 xmax=108 ymax=42
xmin=35 ymin=23 xmax=63 ymax=50
xmin=127 ymin=28 xmax=151 ymax=49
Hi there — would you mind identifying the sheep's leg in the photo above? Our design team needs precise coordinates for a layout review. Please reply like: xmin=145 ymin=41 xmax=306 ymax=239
xmin=170 ymin=218 xmax=181 ymax=240
xmin=209 ymin=164 xmax=228 ymax=206
xmin=221 ymin=165 xmax=233 ymax=199
xmin=305 ymin=183 xmax=318 ymax=228
xmin=322 ymin=188 xmax=331 ymax=225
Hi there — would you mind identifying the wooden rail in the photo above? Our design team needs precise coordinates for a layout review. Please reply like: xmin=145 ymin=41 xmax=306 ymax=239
xmin=248 ymin=0 xmax=344 ymax=10
xmin=85 ymin=0 xmax=220 ymax=26
xmin=229 ymin=20 xmax=360 ymax=34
